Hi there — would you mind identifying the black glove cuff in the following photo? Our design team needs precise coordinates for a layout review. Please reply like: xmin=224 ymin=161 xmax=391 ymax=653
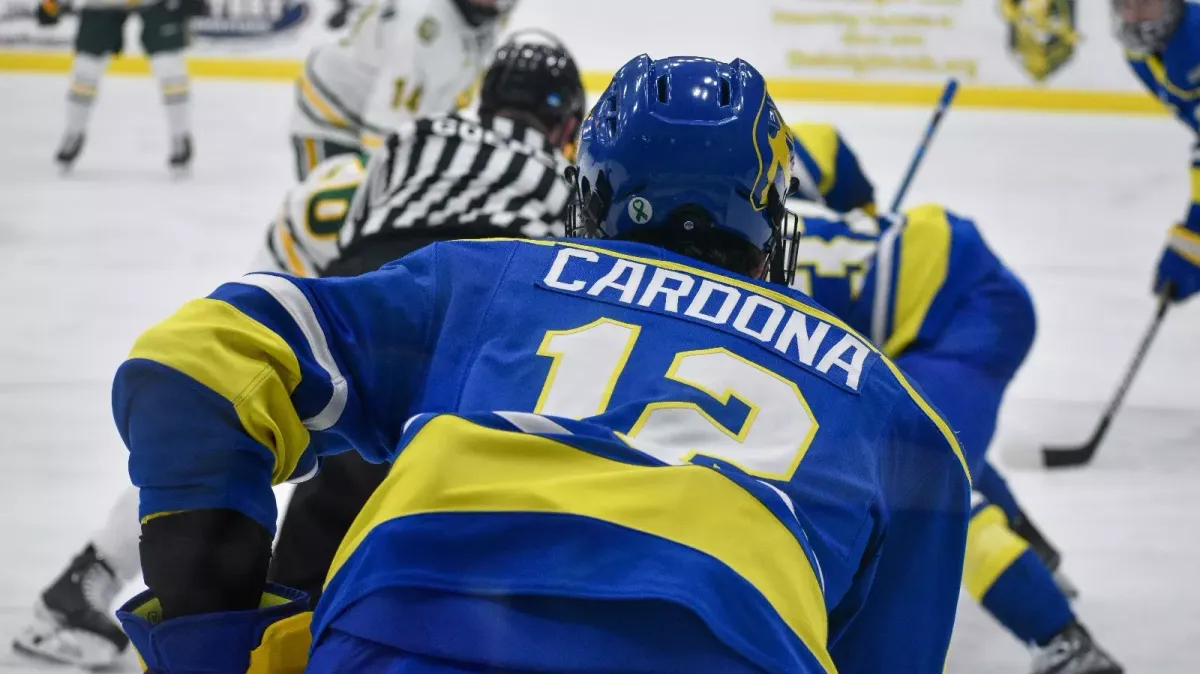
xmin=140 ymin=508 xmax=272 ymax=620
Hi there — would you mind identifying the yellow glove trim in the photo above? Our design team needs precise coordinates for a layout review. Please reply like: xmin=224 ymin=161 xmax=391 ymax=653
xmin=1168 ymin=225 xmax=1200 ymax=266
xmin=246 ymin=611 xmax=313 ymax=674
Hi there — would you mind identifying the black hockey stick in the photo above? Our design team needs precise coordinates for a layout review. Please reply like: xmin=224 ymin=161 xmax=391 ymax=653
xmin=1042 ymin=291 xmax=1172 ymax=468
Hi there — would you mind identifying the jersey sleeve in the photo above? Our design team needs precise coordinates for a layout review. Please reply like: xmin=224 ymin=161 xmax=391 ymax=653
xmin=790 ymin=123 xmax=877 ymax=216
xmin=829 ymin=393 xmax=970 ymax=673
xmin=824 ymin=130 xmax=877 ymax=216
xmin=112 ymin=247 xmax=444 ymax=533
xmin=1125 ymin=54 xmax=1200 ymax=231
xmin=1186 ymin=141 xmax=1200 ymax=231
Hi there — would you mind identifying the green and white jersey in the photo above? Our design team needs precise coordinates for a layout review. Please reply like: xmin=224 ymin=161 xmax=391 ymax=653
xmin=253 ymin=153 xmax=368 ymax=278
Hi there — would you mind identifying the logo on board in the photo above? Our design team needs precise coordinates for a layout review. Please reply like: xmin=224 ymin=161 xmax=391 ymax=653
xmin=1000 ymin=0 xmax=1080 ymax=82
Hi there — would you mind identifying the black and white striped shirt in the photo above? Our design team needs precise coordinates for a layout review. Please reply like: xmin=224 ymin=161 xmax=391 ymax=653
xmin=341 ymin=111 xmax=570 ymax=251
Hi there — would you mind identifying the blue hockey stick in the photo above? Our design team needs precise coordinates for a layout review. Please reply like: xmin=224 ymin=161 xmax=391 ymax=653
xmin=888 ymin=78 xmax=959 ymax=212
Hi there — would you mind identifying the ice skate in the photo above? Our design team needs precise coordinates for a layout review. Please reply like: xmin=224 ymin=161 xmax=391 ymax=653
xmin=11 ymin=544 xmax=130 ymax=670
xmin=54 ymin=132 xmax=85 ymax=174
xmin=1031 ymin=621 xmax=1123 ymax=674
xmin=169 ymin=134 xmax=192 ymax=177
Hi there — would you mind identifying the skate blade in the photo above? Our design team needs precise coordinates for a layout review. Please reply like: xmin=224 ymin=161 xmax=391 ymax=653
xmin=10 ymin=602 xmax=124 ymax=671
xmin=1054 ymin=569 xmax=1081 ymax=600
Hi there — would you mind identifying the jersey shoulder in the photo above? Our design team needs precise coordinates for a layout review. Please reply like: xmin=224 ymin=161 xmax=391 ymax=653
xmin=286 ymin=153 xmax=368 ymax=236
xmin=278 ymin=153 xmax=369 ymax=275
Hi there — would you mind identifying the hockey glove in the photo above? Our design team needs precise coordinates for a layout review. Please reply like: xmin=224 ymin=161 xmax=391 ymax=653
xmin=1154 ymin=224 xmax=1200 ymax=302
xmin=36 ymin=0 xmax=61 ymax=26
xmin=117 ymin=585 xmax=311 ymax=674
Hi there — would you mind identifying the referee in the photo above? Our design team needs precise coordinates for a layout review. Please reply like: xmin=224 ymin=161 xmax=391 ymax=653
xmin=267 ymin=30 xmax=587 ymax=602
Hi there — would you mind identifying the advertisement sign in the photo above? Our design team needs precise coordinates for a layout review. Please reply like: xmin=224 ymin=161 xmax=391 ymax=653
xmin=0 ymin=0 xmax=1166 ymax=113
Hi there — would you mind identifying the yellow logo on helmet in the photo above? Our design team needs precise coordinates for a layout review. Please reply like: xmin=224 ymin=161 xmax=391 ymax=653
xmin=751 ymin=91 xmax=794 ymax=211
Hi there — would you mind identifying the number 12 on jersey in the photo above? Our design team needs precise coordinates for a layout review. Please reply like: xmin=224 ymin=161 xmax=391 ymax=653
xmin=533 ymin=318 xmax=819 ymax=481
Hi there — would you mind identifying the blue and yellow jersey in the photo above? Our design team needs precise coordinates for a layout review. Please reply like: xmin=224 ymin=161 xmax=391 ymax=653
xmin=113 ymin=238 xmax=969 ymax=673
xmin=790 ymin=203 xmax=998 ymax=358
xmin=1127 ymin=2 xmax=1200 ymax=228
xmin=788 ymin=122 xmax=877 ymax=216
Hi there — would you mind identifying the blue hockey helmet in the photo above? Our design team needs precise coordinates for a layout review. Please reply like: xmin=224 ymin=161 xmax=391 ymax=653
xmin=568 ymin=54 xmax=799 ymax=283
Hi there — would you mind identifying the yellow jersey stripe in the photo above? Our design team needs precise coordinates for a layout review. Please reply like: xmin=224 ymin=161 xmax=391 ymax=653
xmin=791 ymin=123 xmax=840 ymax=195
xmin=128 ymin=298 xmax=310 ymax=484
xmin=275 ymin=214 xmax=311 ymax=277
xmin=879 ymin=357 xmax=970 ymax=483
xmin=882 ymin=204 xmax=952 ymax=358
xmin=299 ymin=74 xmax=350 ymax=129
xmin=963 ymin=504 xmax=1029 ymax=601
xmin=1139 ymin=54 xmax=1200 ymax=101
xmin=330 ymin=415 xmax=836 ymax=673
xmin=360 ymin=131 xmax=385 ymax=150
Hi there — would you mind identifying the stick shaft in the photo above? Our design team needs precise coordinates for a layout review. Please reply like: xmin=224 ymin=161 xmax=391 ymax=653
xmin=1042 ymin=292 xmax=1171 ymax=467
xmin=889 ymin=79 xmax=959 ymax=213
xmin=1096 ymin=292 xmax=1171 ymax=422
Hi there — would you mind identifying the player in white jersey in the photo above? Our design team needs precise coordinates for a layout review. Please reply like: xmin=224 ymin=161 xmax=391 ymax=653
xmin=252 ymin=152 xmax=370 ymax=277
xmin=289 ymin=0 xmax=513 ymax=180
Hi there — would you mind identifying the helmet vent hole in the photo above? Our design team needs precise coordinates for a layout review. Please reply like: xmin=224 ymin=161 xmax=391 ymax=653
xmin=657 ymin=75 xmax=670 ymax=104
xmin=719 ymin=77 xmax=731 ymax=107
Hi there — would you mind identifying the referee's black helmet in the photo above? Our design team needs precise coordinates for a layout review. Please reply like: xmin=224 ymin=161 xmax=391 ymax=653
xmin=479 ymin=29 xmax=586 ymax=148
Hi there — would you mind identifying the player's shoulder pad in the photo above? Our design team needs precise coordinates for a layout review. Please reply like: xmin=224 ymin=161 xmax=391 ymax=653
xmin=876 ymin=355 xmax=972 ymax=486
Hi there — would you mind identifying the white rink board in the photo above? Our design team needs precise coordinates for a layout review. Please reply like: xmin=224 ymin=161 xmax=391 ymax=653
xmin=0 ymin=0 xmax=1153 ymax=98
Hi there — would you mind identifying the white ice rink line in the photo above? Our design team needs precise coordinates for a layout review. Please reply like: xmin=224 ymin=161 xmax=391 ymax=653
xmin=0 ymin=73 xmax=1197 ymax=672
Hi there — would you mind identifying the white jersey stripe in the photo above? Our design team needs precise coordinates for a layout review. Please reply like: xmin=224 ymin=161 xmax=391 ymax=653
xmin=237 ymin=273 xmax=348 ymax=432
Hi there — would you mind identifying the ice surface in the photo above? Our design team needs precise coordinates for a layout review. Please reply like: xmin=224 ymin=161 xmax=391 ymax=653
xmin=0 ymin=73 xmax=1196 ymax=672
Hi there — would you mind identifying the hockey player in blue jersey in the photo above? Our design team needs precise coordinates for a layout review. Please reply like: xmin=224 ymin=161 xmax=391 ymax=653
xmin=789 ymin=203 xmax=1124 ymax=674
xmin=1116 ymin=0 xmax=1200 ymax=301
xmin=111 ymin=55 xmax=970 ymax=673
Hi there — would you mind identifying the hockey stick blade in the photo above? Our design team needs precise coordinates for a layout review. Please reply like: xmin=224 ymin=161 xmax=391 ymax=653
xmin=1041 ymin=419 xmax=1109 ymax=468
xmin=1041 ymin=292 xmax=1171 ymax=469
